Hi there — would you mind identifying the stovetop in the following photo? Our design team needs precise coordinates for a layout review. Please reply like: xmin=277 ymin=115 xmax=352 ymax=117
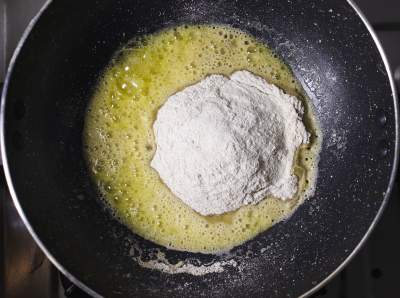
xmin=0 ymin=1 xmax=399 ymax=297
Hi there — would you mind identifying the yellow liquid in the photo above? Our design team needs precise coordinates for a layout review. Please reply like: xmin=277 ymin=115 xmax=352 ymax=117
xmin=83 ymin=24 xmax=320 ymax=253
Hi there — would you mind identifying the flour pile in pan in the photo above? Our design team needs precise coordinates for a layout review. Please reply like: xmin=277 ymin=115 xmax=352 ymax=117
xmin=151 ymin=70 xmax=310 ymax=215
xmin=83 ymin=24 xmax=321 ymax=254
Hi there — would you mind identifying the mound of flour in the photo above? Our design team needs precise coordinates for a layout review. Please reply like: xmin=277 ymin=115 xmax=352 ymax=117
xmin=151 ymin=70 xmax=309 ymax=216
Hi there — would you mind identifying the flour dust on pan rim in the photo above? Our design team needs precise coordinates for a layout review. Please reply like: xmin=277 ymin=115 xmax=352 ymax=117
xmin=301 ymin=0 xmax=399 ymax=297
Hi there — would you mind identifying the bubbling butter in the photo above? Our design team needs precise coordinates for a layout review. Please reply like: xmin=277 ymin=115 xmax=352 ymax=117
xmin=83 ymin=24 xmax=320 ymax=253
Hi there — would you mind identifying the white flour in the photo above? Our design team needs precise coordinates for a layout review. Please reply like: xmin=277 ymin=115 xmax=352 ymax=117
xmin=151 ymin=70 xmax=309 ymax=215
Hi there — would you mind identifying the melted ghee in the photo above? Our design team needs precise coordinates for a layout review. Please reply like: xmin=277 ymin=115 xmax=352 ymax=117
xmin=83 ymin=24 xmax=320 ymax=253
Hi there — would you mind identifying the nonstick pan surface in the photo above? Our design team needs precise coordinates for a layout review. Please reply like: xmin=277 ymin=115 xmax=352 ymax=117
xmin=1 ymin=0 xmax=398 ymax=297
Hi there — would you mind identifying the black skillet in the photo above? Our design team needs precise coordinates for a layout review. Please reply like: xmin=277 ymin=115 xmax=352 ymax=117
xmin=1 ymin=0 xmax=398 ymax=297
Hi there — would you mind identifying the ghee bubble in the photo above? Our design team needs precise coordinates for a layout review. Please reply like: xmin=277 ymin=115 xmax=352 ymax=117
xmin=83 ymin=24 xmax=320 ymax=253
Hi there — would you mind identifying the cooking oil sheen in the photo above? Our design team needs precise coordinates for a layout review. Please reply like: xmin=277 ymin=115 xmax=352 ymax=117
xmin=83 ymin=24 xmax=320 ymax=253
